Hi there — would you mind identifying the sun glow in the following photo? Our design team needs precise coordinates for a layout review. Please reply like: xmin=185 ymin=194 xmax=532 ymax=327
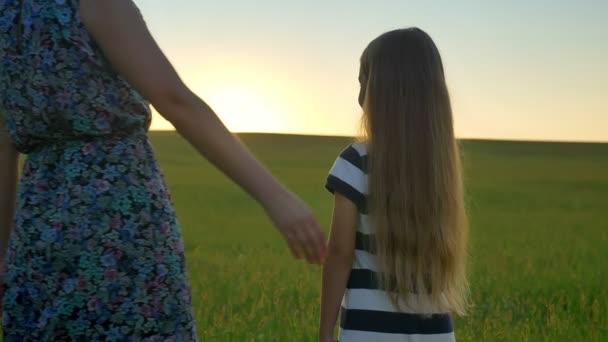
xmin=149 ymin=70 xmax=301 ymax=134
xmin=203 ymin=83 xmax=293 ymax=133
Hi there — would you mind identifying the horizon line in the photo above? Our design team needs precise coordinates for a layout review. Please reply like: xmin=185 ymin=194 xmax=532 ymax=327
xmin=148 ymin=129 xmax=608 ymax=144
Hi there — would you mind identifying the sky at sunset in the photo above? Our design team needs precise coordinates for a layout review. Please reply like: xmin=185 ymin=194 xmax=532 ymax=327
xmin=133 ymin=0 xmax=607 ymax=142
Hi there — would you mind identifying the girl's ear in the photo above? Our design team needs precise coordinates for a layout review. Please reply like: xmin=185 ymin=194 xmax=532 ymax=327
xmin=357 ymin=63 xmax=369 ymax=108
xmin=358 ymin=76 xmax=367 ymax=108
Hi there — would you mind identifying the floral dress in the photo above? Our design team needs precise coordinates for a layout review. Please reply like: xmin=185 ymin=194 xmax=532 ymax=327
xmin=0 ymin=0 xmax=197 ymax=340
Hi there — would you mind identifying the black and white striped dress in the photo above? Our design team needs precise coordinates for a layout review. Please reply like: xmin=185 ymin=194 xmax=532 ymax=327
xmin=325 ymin=143 xmax=456 ymax=342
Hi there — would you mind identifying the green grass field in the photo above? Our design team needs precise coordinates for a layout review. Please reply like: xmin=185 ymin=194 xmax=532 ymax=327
xmin=147 ymin=132 xmax=608 ymax=341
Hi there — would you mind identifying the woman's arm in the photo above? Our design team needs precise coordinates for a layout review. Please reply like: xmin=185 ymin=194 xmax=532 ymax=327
xmin=0 ymin=117 xmax=18 ymax=266
xmin=319 ymin=193 xmax=357 ymax=341
xmin=79 ymin=0 xmax=326 ymax=263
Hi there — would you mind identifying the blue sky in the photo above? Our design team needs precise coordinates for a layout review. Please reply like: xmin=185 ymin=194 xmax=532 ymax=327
xmin=134 ymin=0 xmax=607 ymax=142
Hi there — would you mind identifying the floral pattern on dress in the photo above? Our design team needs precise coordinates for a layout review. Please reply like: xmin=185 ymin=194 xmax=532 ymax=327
xmin=1 ymin=0 xmax=197 ymax=340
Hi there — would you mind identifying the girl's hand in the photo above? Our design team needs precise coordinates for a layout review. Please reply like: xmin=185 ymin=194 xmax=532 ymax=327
xmin=263 ymin=190 xmax=327 ymax=264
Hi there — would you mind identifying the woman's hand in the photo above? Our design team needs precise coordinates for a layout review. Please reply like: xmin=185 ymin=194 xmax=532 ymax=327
xmin=80 ymin=0 xmax=327 ymax=264
xmin=263 ymin=190 xmax=327 ymax=264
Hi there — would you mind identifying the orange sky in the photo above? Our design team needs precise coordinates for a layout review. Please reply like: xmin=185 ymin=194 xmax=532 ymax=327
xmin=136 ymin=1 xmax=608 ymax=142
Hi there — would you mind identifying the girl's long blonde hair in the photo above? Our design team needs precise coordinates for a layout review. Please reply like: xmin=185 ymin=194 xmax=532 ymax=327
xmin=360 ymin=28 xmax=469 ymax=315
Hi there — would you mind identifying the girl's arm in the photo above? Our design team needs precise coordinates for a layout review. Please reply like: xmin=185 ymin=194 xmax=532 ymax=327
xmin=80 ymin=0 xmax=326 ymax=263
xmin=319 ymin=193 xmax=358 ymax=341
xmin=0 ymin=117 xmax=18 ymax=267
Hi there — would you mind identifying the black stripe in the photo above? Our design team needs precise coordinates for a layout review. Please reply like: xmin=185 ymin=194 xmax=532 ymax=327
xmin=325 ymin=175 xmax=367 ymax=213
xmin=355 ymin=232 xmax=375 ymax=253
xmin=340 ymin=308 xmax=454 ymax=335
xmin=340 ymin=145 xmax=368 ymax=174
xmin=347 ymin=269 xmax=379 ymax=290
xmin=348 ymin=269 xmax=426 ymax=293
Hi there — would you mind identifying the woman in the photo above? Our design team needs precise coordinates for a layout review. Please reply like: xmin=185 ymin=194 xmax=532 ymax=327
xmin=0 ymin=0 xmax=326 ymax=340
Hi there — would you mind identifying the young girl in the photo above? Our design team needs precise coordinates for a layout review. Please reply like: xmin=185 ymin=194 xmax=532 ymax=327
xmin=320 ymin=28 xmax=469 ymax=342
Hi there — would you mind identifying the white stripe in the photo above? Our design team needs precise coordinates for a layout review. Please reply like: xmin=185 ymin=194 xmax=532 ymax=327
xmin=351 ymin=142 xmax=368 ymax=156
xmin=339 ymin=329 xmax=455 ymax=342
xmin=352 ymin=249 xmax=377 ymax=271
xmin=344 ymin=289 xmax=448 ymax=314
xmin=330 ymin=157 xmax=368 ymax=195
xmin=357 ymin=214 xmax=374 ymax=234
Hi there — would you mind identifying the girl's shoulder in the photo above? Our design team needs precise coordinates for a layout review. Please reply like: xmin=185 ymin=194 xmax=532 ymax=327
xmin=336 ymin=142 xmax=368 ymax=171
xmin=326 ymin=142 xmax=369 ymax=211
xmin=348 ymin=142 xmax=368 ymax=157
